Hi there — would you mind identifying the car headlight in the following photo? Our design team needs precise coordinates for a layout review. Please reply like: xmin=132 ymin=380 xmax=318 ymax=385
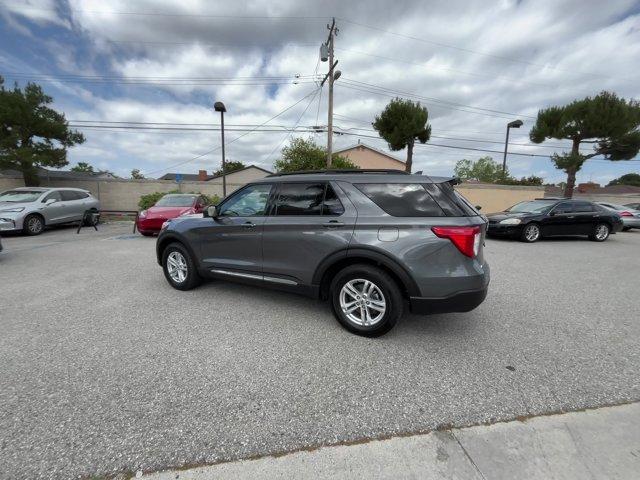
xmin=139 ymin=210 xmax=147 ymax=217
xmin=500 ymin=218 xmax=522 ymax=225
xmin=0 ymin=207 xmax=25 ymax=213
xmin=161 ymin=220 xmax=170 ymax=230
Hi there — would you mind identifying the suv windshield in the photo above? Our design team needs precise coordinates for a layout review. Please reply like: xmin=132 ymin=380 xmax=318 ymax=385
xmin=0 ymin=190 xmax=43 ymax=203
xmin=508 ymin=200 xmax=556 ymax=213
xmin=155 ymin=195 xmax=196 ymax=207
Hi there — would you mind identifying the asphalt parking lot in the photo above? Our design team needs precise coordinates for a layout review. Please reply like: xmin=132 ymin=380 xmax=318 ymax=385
xmin=1 ymin=224 xmax=639 ymax=479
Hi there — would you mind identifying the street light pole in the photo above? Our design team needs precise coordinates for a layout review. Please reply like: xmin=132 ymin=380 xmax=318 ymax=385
xmin=502 ymin=119 xmax=523 ymax=177
xmin=214 ymin=101 xmax=227 ymax=197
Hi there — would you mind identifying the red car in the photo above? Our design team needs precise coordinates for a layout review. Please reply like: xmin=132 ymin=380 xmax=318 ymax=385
xmin=137 ymin=194 xmax=208 ymax=236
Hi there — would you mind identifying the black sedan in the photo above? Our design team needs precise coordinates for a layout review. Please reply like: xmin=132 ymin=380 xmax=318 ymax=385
xmin=487 ymin=198 xmax=623 ymax=243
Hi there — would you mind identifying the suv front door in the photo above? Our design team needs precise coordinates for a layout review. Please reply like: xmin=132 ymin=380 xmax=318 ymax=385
xmin=198 ymin=183 xmax=273 ymax=275
xmin=262 ymin=182 xmax=356 ymax=286
xmin=41 ymin=191 xmax=65 ymax=224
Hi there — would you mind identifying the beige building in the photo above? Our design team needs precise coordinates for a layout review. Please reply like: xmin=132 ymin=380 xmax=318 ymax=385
xmin=334 ymin=143 xmax=406 ymax=171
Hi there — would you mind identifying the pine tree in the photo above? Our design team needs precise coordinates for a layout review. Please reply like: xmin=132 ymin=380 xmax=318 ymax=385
xmin=530 ymin=91 xmax=640 ymax=198
xmin=0 ymin=78 xmax=85 ymax=186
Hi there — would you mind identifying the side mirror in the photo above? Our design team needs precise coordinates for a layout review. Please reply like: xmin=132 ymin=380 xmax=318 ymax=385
xmin=45 ymin=198 xmax=57 ymax=205
xmin=549 ymin=211 xmax=557 ymax=216
xmin=204 ymin=205 xmax=218 ymax=218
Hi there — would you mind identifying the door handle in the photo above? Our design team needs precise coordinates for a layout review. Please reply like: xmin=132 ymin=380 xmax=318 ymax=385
xmin=322 ymin=221 xmax=344 ymax=228
xmin=567 ymin=215 xmax=575 ymax=218
xmin=242 ymin=222 xmax=256 ymax=228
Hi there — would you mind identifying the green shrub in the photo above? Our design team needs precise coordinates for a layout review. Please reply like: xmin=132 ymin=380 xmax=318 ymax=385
xmin=138 ymin=190 xmax=220 ymax=211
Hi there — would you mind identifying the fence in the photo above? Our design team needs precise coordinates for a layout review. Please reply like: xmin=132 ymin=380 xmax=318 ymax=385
xmin=4 ymin=175 xmax=635 ymax=213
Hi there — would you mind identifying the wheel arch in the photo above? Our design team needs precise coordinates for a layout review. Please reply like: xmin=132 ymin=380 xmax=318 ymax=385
xmin=156 ymin=233 xmax=199 ymax=267
xmin=314 ymin=248 xmax=420 ymax=300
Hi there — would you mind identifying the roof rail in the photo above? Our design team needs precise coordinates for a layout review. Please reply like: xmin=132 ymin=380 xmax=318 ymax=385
xmin=267 ymin=169 xmax=409 ymax=177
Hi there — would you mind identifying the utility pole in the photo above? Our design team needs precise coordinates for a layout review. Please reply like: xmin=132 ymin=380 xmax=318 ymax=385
xmin=322 ymin=18 xmax=338 ymax=168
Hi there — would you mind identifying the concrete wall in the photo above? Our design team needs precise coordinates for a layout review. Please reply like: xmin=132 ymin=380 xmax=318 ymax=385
xmin=338 ymin=146 xmax=406 ymax=170
xmin=457 ymin=183 xmax=545 ymax=213
xmin=569 ymin=193 xmax=640 ymax=206
xmin=6 ymin=174 xmax=614 ymax=214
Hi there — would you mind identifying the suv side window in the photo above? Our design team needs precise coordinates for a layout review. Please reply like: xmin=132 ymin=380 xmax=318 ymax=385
xmin=322 ymin=184 xmax=344 ymax=216
xmin=355 ymin=183 xmax=445 ymax=217
xmin=42 ymin=191 xmax=62 ymax=203
xmin=275 ymin=183 xmax=324 ymax=216
xmin=60 ymin=190 xmax=80 ymax=201
xmin=218 ymin=184 xmax=272 ymax=217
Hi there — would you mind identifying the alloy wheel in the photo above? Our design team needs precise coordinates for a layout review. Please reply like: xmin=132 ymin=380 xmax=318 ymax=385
xmin=27 ymin=216 xmax=43 ymax=234
xmin=525 ymin=224 xmax=540 ymax=242
xmin=339 ymin=278 xmax=386 ymax=326
xmin=595 ymin=224 xmax=609 ymax=241
xmin=167 ymin=251 xmax=188 ymax=283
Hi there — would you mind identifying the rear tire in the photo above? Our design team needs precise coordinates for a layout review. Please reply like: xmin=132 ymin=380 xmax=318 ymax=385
xmin=589 ymin=223 xmax=610 ymax=242
xmin=162 ymin=242 xmax=201 ymax=290
xmin=520 ymin=223 xmax=540 ymax=243
xmin=23 ymin=214 xmax=44 ymax=236
xmin=330 ymin=264 xmax=403 ymax=337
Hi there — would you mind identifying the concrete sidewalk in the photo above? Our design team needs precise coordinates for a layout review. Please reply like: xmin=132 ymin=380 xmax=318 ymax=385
xmin=143 ymin=402 xmax=640 ymax=480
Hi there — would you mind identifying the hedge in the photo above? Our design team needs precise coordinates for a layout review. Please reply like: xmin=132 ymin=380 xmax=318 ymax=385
xmin=138 ymin=190 xmax=221 ymax=211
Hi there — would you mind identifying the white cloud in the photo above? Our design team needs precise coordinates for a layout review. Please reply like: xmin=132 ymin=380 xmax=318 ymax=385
xmin=2 ymin=0 xmax=639 ymax=182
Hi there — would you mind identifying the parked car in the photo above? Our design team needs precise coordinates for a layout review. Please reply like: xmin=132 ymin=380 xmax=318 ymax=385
xmin=597 ymin=202 xmax=640 ymax=230
xmin=486 ymin=198 xmax=623 ymax=242
xmin=0 ymin=187 xmax=100 ymax=235
xmin=155 ymin=170 xmax=489 ymax=337
xmin=136 ymin=194 xmax=208 ymax=236
xmin=623 ymin=202 xmax=640 ymax=210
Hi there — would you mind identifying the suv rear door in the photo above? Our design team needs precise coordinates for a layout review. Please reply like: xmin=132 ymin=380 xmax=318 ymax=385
xmin=262 ymin=181 xmax=356 ymax=286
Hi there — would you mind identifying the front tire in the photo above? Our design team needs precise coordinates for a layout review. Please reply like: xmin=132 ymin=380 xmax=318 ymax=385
xmin=589 ymin=223 xmax=610 ymax=242
xmin=330 ymin=264 xmax=403 ymax=337
xmin=23 ymin=214 xmax=44 ymax=236
xmin=162 ymin=242 xmax=201 ymax=290
xmin=520 ymin=223 xmax=541 ymax=243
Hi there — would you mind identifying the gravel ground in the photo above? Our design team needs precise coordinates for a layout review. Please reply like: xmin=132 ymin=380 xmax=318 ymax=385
xmin=1 ymin=224 xmax=639 ymax=479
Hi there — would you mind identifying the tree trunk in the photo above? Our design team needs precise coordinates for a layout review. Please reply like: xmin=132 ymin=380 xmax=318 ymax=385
xmin=405 ymin=140 xmax=413 ymax=173
xmin=563 ymin=138 xmax=581 ymax=198
xmin=21 ymin=162 xmax=40 ymax=187
xmin=564 ymin=167 xmax=577 ymax=198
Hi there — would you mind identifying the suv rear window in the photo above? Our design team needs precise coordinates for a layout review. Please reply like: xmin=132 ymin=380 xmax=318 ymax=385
xmin=275 ymin=183 xmax=345 ymax=216
xmin=356 ymin=184 xmax=445 ymax=217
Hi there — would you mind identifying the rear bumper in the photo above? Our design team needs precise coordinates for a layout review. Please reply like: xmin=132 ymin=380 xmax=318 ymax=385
xmin=409 ymin=285 xmax=488 ymax=314
xmin=621 ymin=217 xmax=640 ymax=228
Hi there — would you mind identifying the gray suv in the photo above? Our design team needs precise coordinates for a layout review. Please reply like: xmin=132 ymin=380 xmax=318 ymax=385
xmin=0 ymin=187 xmax=100 ymax=235
xmin=156 ymin=170 xmax=490 ymax=336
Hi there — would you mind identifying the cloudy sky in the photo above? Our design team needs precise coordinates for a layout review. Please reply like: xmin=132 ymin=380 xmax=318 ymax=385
xmin=1 ymin=0 xmax=639 ymax=183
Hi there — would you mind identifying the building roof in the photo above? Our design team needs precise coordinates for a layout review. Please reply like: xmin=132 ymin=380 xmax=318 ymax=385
xmin=158 ymin=165 xmax=273 ymax=182
xmin=206 ymin=165 xmax=272 ymax=181
xmin=0 ymin=167 xmax=117 ymax=179
xmin=158 ymin=172 xmax=211 ymax=181
xmin=334 ymin=143 xmax=405 ymax=165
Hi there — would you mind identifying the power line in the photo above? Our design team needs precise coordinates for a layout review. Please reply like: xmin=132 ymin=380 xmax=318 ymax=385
xmin=142 ymin=87 xmax=321 ymax=176
xmin=337 ymin=48 xmax=559 ymax=90
xmin=264 ymin=88 xmax=321 ymax=163
xmin=337 ymin=17 xmax=611 ymax=80
xmin=341 ymin=78 xmax=535 ymax=118
xmin=1 ymin=4 xmax=328 ymax=20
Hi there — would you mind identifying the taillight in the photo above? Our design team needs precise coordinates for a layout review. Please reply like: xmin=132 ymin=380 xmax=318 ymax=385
xmin=432 ymin=226 xmax=481 ymax=258
xmin=620 ymin=211 xmax=633 ymax=217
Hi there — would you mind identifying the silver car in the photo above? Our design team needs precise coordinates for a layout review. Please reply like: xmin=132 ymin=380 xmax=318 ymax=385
xmin=0 ymin=187 xmax=100 ymax=235
xmin=597 ymin=202 xmax=640 ymax=230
